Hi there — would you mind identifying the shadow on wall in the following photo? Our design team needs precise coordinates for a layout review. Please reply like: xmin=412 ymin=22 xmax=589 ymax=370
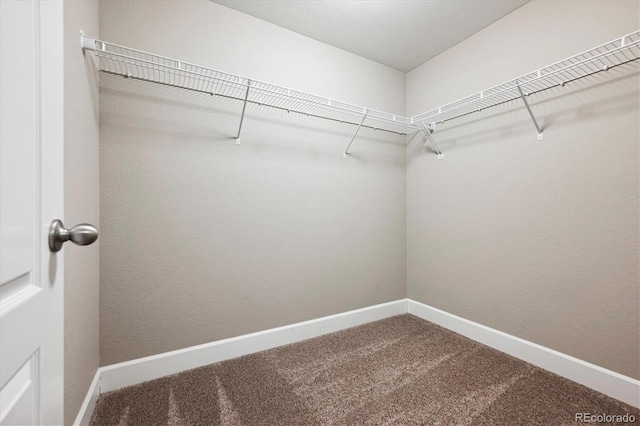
xmin=100 ymin=75 xmax=406 ymax=169
xmin=407 ymin=66 xmax=639 ymax=162
xmin=83 ymin=51 xmax=100 ymax=121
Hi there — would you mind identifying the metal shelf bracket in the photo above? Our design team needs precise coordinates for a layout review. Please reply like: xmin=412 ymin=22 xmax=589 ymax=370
xmin=516 ymin=82 xmax=543 ymax=140
xmin=235 ymin=79 xmax=251 ymax=144
xmin=343 ymin=111 xmax=368 ymax=158
xmin=418 ymin=122 xmax=444 ymax=159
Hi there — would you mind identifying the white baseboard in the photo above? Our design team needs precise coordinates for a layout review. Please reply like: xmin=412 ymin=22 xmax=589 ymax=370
xmin=73 ymin=369 xmax=101 ymax=426
xmin=99 ymin=299 xmax=409 ymax=392
xmin=407 ymin=299 xmax=640 ymax=408
xmin=92 ymin=298 xmax=638 ymax=410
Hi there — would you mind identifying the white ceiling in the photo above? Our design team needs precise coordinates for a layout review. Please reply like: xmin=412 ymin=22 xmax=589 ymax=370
xmin=211 ymin=0 xmax=531 ymax=72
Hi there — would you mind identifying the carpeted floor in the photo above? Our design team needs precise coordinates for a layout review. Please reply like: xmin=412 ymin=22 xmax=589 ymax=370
xmin=91 ymin=314 xmax=639 ymax=425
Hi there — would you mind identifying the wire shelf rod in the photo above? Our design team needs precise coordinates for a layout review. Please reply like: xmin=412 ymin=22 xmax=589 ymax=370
xmin=414 ymin=56 xmax=637 ymax=126
xmin=99 ymin=69 xmax=410 ymax=136
xmin=82 ymin=35 xmax=418 ymax=134
xmin=414 ymin=31 xmax=640 ymax=125
xmin=81 ymin=30 xmax=640 ymax=157
xmin=106 ymin=47 xmax=405 ymax=128
xmin=416 ymin=50 xmax=637 ymax=123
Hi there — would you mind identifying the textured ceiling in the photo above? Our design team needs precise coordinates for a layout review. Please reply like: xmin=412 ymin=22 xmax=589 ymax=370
xmin=211 ymin=0 xmax=531 ymax=72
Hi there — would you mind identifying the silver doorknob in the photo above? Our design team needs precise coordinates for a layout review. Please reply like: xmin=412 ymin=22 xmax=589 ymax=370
xmin=49 ymin=219 xmax=99 ymax=252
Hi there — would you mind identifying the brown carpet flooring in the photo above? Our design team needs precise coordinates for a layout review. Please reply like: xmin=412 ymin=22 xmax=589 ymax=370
xmin=91 ymin=314 xmax=639 ymax=425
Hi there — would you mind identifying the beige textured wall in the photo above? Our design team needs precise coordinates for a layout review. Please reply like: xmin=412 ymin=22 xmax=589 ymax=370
xmin=406 ymin=0 xmax=639 ymax=379
xmin=64 ymin=0 xmax=100 ymax=424
xmin=99 ymin=0 xmax=406 ymax=365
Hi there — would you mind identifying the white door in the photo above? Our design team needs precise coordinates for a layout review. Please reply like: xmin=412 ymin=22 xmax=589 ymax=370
xmin=0 ymin=1 xmax=64 ymax=425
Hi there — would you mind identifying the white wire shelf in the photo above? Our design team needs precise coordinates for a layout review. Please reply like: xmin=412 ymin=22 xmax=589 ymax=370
xmin=412 ymin=31 xmax=640 ymax=127
xmin=80 ymin=36 xmax=419 ymax=138
xmin=81 ymin=30 xmax=640 ymax=158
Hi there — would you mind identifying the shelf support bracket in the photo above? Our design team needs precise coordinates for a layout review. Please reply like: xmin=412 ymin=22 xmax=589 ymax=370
xmin=343 ymin=112 xmax=368 ymax=158
xmin=235 ymin=79 xmax=251 ymax=144
xmin=418 ymin=121 xmax=444 ymax=159
xmin=516 ymin=83 xmax=543 ymax=140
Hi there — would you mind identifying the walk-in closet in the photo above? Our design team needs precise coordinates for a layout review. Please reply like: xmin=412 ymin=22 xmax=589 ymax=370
xmin=1 ymin=1 xmax=638 ymax=424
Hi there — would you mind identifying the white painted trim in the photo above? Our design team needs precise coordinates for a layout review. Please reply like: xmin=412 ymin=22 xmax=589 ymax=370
xmin=73 ymin=369 xmax=101 ymax=426
xmin=95 ymin=298 xmax=638 ymax=409
xmin=407 ymin=299 xmax=640 ymax=408
xmin=99 ymin=299 xmax=409 ymax=392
